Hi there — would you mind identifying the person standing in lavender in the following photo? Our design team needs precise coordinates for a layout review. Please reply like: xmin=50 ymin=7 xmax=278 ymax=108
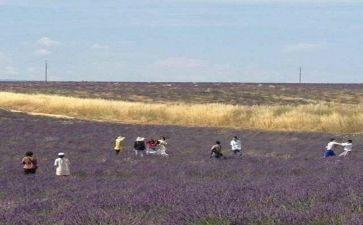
xmin=338 ymin=140 xmax=353 ymax=157
xmin=157 ymin=136 xmax=169 ymax=157
xmin=54 ymin=153 xmax=71 ymax=176
xmin=230 ymin=136 xmax=242 ymax=157
xmin=134 ymin=137 xmax=146 ymax=158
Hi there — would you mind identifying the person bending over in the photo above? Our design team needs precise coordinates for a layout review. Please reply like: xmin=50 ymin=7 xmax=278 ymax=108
xmin=324 ymin=138 xmax=340 ymax=157
xmin=22 ymin=151 xmax=37 ymax=175
xmin=114 ymin=136 xmax=125 ymax=155
xmin=211 ymin=141 xmax=223 ymax=159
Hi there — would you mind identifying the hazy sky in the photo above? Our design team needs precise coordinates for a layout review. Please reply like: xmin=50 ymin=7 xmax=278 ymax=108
xmin=0 ymin=0 xmax=362 ymax=82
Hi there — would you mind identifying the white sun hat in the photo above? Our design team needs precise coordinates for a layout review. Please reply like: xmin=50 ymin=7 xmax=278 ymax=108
xmin=58 ymin=152 xmax=65 ymax=156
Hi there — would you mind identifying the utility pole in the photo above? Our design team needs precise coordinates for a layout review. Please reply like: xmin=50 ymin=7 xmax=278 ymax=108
xmin=299 ymin=66 xmax=302 ymax=84
xmin=45 ymin=60 xmax=48 ymax=83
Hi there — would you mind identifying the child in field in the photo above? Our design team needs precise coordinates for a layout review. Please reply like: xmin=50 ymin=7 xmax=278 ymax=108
xmin=230 ymin=136 xmax=242 ymax=156
xmin=114 ymin=136 xmax=125 ymax=155
xmin=54 ymin=153 xmax=71 ymax=176
xmin=338 ymin=140 xmax=353 ymax=157
xmin=22 ymin=151 xmax=37 ymax=175
xmin=157 ymin=136 xmax=169 ymax=157
xmin=134 ymin=137 xmax=146 ymax=157
xmin=324 ymin=139 xmax=340 ymax=157
xmin=211 ymin=141 xmax=223 ymax=159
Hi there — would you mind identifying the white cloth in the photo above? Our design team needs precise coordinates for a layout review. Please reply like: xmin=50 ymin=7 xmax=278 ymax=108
xmin=158 ymin=145 xmax=168 ymax=156
xmin=157 ymin=140 xmax=168 ymax=156
xmin=54 ymin=158 xmax=71 ymax=176
xmin=341 ymin=142 xmax=352 ymax=151
xmin=230 ymin=139 xmax=241 ymax=150
xmin=326 ymin=141 xmax=339 ymax=150
xmin=146 ymin=148 xmax=157 ymax=154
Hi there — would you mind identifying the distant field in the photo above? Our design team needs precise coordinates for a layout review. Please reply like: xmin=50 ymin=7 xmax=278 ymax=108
xmin=1 ymin=82 xmax=363 ymax=105
xmin=1 ymin=92 xmax=362 ymax=133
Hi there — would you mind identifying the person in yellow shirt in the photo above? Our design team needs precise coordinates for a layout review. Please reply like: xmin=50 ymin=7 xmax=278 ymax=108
xmin=114 ymin=136 xmax=125 ymax=155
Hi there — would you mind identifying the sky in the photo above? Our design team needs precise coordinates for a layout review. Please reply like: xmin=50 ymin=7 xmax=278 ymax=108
xmin=0 ymin=0 xmax=362 ymax=83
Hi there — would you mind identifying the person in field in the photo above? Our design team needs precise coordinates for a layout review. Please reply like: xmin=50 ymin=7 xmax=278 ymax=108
xmin=338 ymin=140 xmax=353 ymax=157
xmin=22 ymin=151 xmax=37 ymax=175
xmin=114 ymin=136 xmax=125 ymax=155
xmin=146 ymin=139 xmax=158 ymax=155
xmin=134 ymin=137 xmax=146 ymax=157
xmin=210 ymin=141 xmax=223 ymax=159
xmin=157 ymin=136 xmax=169 ymax=157
xmin=54 ymin=153 xmax=71 ymax=176
xmin=230 ymin=136 xmax=242 ymax=156
xmin=324 ymin=138 xmax=340 ymax=157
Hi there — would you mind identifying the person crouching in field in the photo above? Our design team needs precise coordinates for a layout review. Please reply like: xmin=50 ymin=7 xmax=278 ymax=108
xmin=230 ymin=136 xmax=242 ymax=157
xmin=134 ymin=137 xmax=146 ymax=157
xmin=114 ymin=136 xmax=125 ymax=155
xmin=211 ymin=141 xmax=224 ymax=159
xmin=324 ymin=139 xmax=340 ymax=157
xmin=146 ymin=139 xmax=158 ymax=155
xmin=22 ymin=151 xmax=37 ymax=175
xmin=54 ymin=153 xmax=71 ymax=176
xmin=339 ymin=140 xmax=353 ymax=157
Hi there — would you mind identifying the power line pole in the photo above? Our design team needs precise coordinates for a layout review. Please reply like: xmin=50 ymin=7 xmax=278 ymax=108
xmin=45 ymin=60 xmax=48 ymax=83
xmin=299 ymin=66 xmax=302 ymax=84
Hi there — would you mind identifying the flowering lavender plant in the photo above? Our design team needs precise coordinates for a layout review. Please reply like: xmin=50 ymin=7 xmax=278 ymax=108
xmin=0 ymin=109 xmax=362 ymax=225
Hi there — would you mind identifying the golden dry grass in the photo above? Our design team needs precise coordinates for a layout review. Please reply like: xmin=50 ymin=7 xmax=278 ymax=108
xmin=0 ymin=92 xmax=362 ymax=133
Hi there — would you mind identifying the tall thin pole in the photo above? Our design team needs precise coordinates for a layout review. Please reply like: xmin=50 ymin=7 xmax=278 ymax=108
xmin=45 ymin=60 xmax=48 ymax=82
xmin=299 ymin=66 xmax=302 ymax=84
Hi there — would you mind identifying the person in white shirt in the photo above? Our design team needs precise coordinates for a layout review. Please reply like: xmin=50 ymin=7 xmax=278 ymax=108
xmin=54 ymin=152 xmax=71 ymax=176
xmin=157 ymin=136 xmax=169 ymax=157
xmin=230 ymin=136 xmax=242 ymax=156
xmin=324 ymin=138 xmax=340 ymax=157
xmin=338 ymin=140 xmax=353 ymax=157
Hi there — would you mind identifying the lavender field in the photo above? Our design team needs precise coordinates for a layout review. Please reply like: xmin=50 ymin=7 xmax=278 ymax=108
xmin=0 ymin=109 xmax=362 ymax=225
xmin=1 ymin=82 xmax=363 ymax=105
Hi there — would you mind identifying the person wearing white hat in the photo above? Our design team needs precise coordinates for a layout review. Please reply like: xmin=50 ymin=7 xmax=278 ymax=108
xmin=54 ymin=152 xmax=71 ymax=176
xmin=134 ymin=137 xmax=146 ymax=157
xmin=114 ymin=136 xmax=125 ymax=155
